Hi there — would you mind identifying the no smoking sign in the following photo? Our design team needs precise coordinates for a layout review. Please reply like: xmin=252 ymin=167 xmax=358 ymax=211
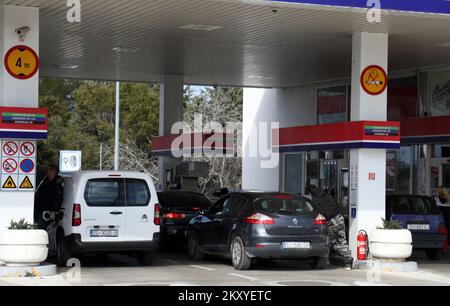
xmin=2 ymin=141 xmax=19 ymax=157
xmin=2 ymin=158 xmax=18 ymax=173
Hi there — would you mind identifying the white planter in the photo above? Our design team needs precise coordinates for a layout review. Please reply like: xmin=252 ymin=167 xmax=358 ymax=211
xmin=369 ymin=229 xmax=413 ymax=260
xmin=0 ymin=230 xmax=49 ymax=266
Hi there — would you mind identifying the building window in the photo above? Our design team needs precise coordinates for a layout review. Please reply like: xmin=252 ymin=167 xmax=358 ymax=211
xmin=430 ymin=71 xmax=450 ymax=116
xmin=388 ymin=77 xmax=418 ymax=120
xmin=284 ymin=154 xmax=303 ymax=195
xmin=397 ymin=146 xmax=413 ymax=194
xmin=443 ymin=164 xmax=450 ymax=189
xmin=317 ymin=86 xmax=348 ymax=124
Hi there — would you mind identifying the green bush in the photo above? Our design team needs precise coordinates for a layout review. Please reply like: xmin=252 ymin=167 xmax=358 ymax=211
xmin=8 ymin=219 xmax=37 ymax=230
xmin=377 ymin=218 xmax=403 ymax=230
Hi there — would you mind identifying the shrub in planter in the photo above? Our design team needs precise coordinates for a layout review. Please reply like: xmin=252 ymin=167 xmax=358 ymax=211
xmin=369 ymin=219 xmax=413 ymax=260
xmin=0 ymin=219 xmax=49 ymax=266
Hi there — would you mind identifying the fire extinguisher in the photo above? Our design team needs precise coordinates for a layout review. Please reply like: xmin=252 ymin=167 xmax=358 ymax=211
xmin=357 ymin=230 xmax=369 ymax=261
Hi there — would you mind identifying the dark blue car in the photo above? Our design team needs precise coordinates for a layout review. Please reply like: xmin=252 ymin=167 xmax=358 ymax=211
xmin=386 ymin=194 xmax=447 ymax=260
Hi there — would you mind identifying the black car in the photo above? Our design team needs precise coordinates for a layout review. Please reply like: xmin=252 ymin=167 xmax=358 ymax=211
xmin=158 ymin=191 xmax=213 ymax=244
xmin=187 ymin=192 xmax=330 ymax=270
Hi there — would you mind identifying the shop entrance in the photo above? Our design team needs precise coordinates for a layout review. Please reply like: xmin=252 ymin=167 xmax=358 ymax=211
xmin=282 ymin=150 xmax=350 ymax=218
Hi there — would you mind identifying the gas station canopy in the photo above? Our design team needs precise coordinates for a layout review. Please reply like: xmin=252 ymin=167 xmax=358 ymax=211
xmin=3 ymin=0 xmax=449 ymax=87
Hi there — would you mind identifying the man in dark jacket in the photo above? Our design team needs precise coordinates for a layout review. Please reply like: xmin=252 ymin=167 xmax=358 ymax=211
xmin=308 ymin=185 xmax=353 ymax=270
xmin=34 ymin=165 xmax=64 ymax=230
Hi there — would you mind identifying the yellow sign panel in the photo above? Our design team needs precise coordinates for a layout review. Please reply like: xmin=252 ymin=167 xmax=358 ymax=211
xmin=19 ymin=176 xmax=34 ymax=189
xmin=4 ymin=45 xmax=39 ymax=80
xmin=2 ymin=176 xmax=17 ymax=189
xmin=360 ymin=65 xmax=388 ymax=96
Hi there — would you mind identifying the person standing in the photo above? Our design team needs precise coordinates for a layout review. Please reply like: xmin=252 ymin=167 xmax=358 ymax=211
xmin=308 ymin=185 xmax=354 ymax=270
xmin=34 ymin=164 xmax=64 ymax=230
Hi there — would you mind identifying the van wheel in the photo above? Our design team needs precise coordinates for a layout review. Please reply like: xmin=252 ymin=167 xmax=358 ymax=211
xmin=425 ymin=249 xmax=443 ymax=260
xmin=187 ymin=232 xmax=203 ymax=261
xmin=311 ymin=257 xmax=328 ymax=270
xmin=137 ymin=251 xmax=154 ymax=266
xmin=56 ymin=235 xmax=72 ymax=267
xmin=231 ymin=237 xmax=252 ymax=270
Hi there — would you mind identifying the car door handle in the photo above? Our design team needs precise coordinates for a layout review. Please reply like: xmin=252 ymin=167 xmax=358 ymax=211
xmin=110 ymin=211 xmax=123 ymax=215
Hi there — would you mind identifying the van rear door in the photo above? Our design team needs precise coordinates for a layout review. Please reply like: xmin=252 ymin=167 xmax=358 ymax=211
xmin=124 ymin=178 xmax=156 ymax=241
xmin=81 ymin=177 xmax=127 ymax=242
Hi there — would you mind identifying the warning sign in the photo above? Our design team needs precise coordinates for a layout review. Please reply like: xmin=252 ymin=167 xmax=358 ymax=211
xmin=20 ymin=141 xmax=35 ymax=157
xmin=19 ymin=176 xmax=34 ymax=189
xmin=1 ymin=140 xmax=36 ymax=191
xmin=4 ymin=45 xmax=39 ymax=80
xmin=2 ymin=176 xmax=17 ymax=190
xmin=360 ymin=65 xmax=388 ymax=96
xmin=2 ymin=141 xmax=19 ymax=157
xmin=2 ymin=158 xmax=18 ymax=173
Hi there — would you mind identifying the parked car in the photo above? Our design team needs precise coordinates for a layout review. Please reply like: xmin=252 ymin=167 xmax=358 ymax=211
xmin=187 ymin=192 xmax=330 ymax=270
xmin=386 ymin=194 xmax=447 ymax=260
xmin=158 ymin=191 xmax=212 ymax=244
xmin=48 ymin=171 xmax=160 ymax=267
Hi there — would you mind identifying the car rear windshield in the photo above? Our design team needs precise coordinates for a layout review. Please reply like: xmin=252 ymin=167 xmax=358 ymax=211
xmin=254 ymin=195 xmax=314 ymax=215
xmin=159 ymin=193 xmax=212 ymax=209
xmin=84 ymin=178 xmax=150 ymax=207
xmin=390 ymin=196 xmax=441 ymax=215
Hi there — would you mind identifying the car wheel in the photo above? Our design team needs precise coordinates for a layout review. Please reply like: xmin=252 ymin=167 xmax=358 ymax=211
xmin=231 ymin=237 xmax=252 ymax=270
xmin=311 ymin=257 xmax=328 ymax=270
xmin=187 ymin=232 xmax=203 ymax=261
xmin=56 ymin=234 xmax=72 ymax=268
xmin=137 ymin=251 xmax=154 ymax=266
xmin=425 ymin=249 xmax=443 ymax=260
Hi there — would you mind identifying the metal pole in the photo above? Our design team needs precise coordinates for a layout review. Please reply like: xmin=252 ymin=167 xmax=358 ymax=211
xmin=99 ymin=143 xmax=103 ymax=171
xmin=114 ymin=81 xmax=120 ymax=171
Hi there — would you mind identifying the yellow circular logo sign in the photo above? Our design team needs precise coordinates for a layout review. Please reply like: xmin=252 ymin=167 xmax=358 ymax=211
xmin=4 ymin=45 xmax=39 ymax=80
xmin=360 ymin=65 xmax=388 ymax=96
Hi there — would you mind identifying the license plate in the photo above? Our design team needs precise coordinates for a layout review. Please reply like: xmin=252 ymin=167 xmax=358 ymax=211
xmin=407 ymin=224 xmax=430 ymax=231
xmin=282 ymin=242 xmax=311 ymax=249
xmin=90 ymin=229 xmax=119 ymax=237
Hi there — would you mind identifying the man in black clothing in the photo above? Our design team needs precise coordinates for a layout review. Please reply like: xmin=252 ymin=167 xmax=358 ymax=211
xmin=34 ymin=165 xmax=64 ymax=230
xmin=307 ymin=185 xmax=353 ymax=270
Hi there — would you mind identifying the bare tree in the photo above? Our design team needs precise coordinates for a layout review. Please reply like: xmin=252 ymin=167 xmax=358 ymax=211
xmin=101 ymin=139 xmax=159 ymax=182
xmin=184 ymin=87 xmax=243 ymax=195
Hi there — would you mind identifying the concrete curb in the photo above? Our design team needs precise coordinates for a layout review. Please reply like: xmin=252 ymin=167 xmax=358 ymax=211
xmin=354 ymin=260 xmax=418 ymax=273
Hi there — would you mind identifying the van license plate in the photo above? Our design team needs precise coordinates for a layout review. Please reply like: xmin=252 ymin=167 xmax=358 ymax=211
xmin=90 ymin=229 xmax=119 ymax=237
xmin=282 ymin=242 xmax=311 ymax=249
xmin=407 ymin=224 xmax=430 ymax=231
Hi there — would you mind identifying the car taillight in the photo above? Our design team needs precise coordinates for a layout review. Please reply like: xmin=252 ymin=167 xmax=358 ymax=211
xmin=165 ymin=212 xmax=186 ymax=219
xmin=244 ymin=213 xmax=275 ymax=225
xmin=438 ymin=223 xmax=448 ymax=235
xmin=154 ymin=204 xmax=161 ymax=225
xmin=314 ymin=214 xmax=327 ymax=225
xmin=72 ymin=203 xmax=82 ymax=227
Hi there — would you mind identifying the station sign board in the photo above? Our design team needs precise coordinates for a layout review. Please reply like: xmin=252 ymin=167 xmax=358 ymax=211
xmin=267 ymin=0 xmax=450 ymax=15
xmin=0 ymin=107 xmax=48 ymax=140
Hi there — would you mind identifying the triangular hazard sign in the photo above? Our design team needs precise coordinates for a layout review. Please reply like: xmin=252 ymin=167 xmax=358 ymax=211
xmin=19 ymin=176 xmax=34 ymax=189
xmin=2 ymin=176 xmax=17 ymax=189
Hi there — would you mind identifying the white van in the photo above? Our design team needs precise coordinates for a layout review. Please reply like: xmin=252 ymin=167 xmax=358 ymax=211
xmin=48 ymin=171 xmax=160 ymax=266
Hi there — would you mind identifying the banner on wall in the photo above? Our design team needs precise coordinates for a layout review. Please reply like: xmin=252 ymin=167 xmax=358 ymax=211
xmin=430 ymin=71 xmax=450 ymax=117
